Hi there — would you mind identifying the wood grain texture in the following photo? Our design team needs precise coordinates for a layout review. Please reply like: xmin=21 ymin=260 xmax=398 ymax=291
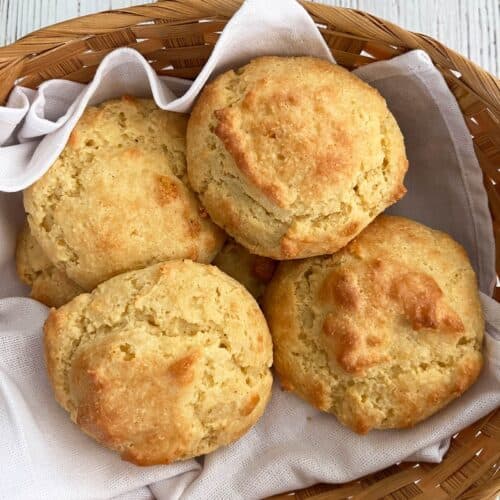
xmin=0 ymin=0 xmax=498 ymax=75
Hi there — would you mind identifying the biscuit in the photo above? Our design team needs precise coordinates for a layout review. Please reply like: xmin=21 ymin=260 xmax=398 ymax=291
xmin=213 ymin=239 xmax=276 ymax=299
xmin=263 ymin=215 xmax=483 ymax=433
xmin=187 ymin=56 xmax=408 ymax=259
xmin=16 ymin=222 xmax=84 ymax=307
xmin=44 ymin=260 xmax=273 ymax=465
xmin=24 ymin=97 xmax=225 ymax=289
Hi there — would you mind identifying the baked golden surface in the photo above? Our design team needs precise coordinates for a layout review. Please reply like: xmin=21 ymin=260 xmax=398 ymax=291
xmin=16 ymin=222 xmax=83 ymax=307
xmin=24 ymin=97 xmax=225 ymax=290
xmin=44 ymin=260 xmax=273 ymax=465
xmin=263 ymin=215 xmax=483 ymax=433
xmin=187 ymin=56 xmax=408 ymax=259
xmin=213 ymin=239 xmax=276 ymax=299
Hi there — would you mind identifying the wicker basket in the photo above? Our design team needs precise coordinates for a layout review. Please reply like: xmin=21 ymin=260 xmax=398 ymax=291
xmin=0 ymin=1 xmax=499 ymax=498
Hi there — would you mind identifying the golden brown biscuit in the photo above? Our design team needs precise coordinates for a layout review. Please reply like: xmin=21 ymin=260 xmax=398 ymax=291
xmin=213 ymin=239 xmax=276 ymax=299
xmin=16 ymin=222 xmax=84 ymax=307
xmin=44 ymin=260 xmax=273 ymax=465
xmin=24 ymin=97 xmax=225 ymax=290
xmin=187 ymin=56 xmax=408 ymax=259
xmin=263 ymin=215 xmax=483 ymax=433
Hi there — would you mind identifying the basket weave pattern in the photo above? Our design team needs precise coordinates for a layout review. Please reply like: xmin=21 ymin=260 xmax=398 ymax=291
xmin=0 ymin=1 xmax=498 ymax=498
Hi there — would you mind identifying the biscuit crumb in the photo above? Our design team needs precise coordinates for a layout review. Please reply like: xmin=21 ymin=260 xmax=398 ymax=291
xmin=44 ymin=260 xmax=273 ymax=465
xmin=24 ymin=98 xmax=225 ymax=290
xmin=263 ymin=215 xmax=484 ymax=433
xmin=187 ymin=56 xmax=408 ymax=259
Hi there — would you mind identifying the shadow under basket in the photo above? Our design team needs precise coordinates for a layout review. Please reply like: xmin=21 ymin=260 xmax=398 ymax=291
xmin=0 ymin=1 xmax=499 ymax=498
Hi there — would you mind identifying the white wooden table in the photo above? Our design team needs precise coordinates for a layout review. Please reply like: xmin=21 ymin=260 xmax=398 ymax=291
xmin=0 ymin=0 xmax=498 ymax=76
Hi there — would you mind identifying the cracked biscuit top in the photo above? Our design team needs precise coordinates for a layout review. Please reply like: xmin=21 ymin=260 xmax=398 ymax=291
xmin=187 ymin=56 xmax=408 ymax=259
xmin=24 ymin=97 xmax=225 ymax=290
xmin=16 ymin=222 xmax=84 ymax=307
xmin=44 ymin=260 xmax=273 ymax=465
xmin=263 ymin=216 xmax=484 ymax=433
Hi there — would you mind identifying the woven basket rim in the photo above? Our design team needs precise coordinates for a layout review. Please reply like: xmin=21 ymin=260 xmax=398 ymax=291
xmin=0 ymin=1 xmax=499 ymax=499
xmin=0 ymin=0 xmax=500 ymax=116
xmin=0 ymin=0 xmax=492 ymax=71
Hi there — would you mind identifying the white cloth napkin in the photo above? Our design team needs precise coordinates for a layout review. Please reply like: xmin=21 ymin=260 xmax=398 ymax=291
xmin=0 ymin=0 xmax=498 ymax=498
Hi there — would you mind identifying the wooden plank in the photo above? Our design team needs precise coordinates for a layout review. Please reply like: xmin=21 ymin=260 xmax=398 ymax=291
xmin=0 ymin=0 xmax=497 ymax=75
xmin=353 ymin=0 xmax=498 ymax=76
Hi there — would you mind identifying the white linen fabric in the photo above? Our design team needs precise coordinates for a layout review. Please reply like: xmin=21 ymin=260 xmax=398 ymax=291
xmin=0 ymin=0 xmax=498 ymax=498
xmin=0 ymin=0 xmax=332 ymax=192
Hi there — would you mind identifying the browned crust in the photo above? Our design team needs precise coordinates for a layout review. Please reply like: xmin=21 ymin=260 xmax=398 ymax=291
xmin=43 ymin=261 xmax=273 ymax=464
xmin=154 ymin=174 xmax=179 ymax=206
xmin=240 ymin=393 xmax=261 ymax=416
xmin=188 ymin=57 xmax=409 ymax=260
xmin=25 ymin=98 xmax=225 ymax=290
xmin=389 ymin=271 xmax=465 ymax=333
xmin=167 ymin=352 xmax=199 ymax=386
xmin=214 ymin=108 xmax=285 ymax=206
xmin=319 ymin=271 xmax=360 ymax=311
xmin=264 ymin=215 xmax=484 ymax=433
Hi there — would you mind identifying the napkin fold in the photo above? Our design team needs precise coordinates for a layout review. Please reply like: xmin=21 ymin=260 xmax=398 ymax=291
xmin=0 ymin=0 xmax=332 ymax=192
xmin=0 ymin=0 xmax=498 ymax=498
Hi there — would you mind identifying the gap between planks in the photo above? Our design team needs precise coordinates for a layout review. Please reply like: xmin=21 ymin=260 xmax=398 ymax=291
xmin=0 ymin=0 xmax=497 ymax=75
